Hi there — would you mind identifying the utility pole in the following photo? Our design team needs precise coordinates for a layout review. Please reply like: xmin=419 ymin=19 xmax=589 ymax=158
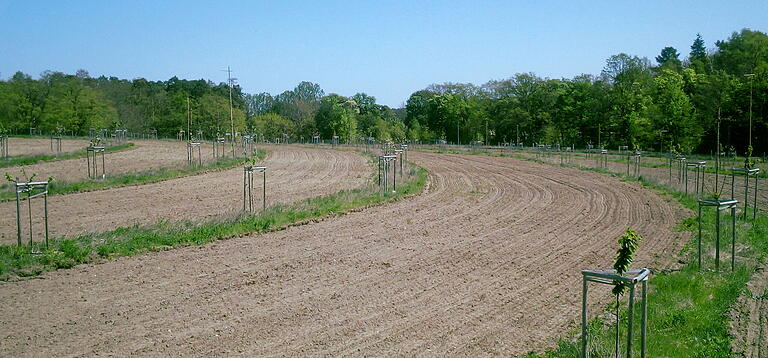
xmin=516 ymin=124 xmax=519 ymax=146
xmin=457 ymin=120 xmax=460 ymax=146
xmin=223 ymin=66 xmax=236 ymax=157
xmin=716 ymin=107 xmax=722 ymax=193
xmin=598 ymin=123 xmax=602 ymax=149
xmin=485 ymin=119 xmax=488 ymax=146
xmin=746 ymin=73 xmax=755 ymax=152
xmin=187 ymin=96 xmax=191 ymax=141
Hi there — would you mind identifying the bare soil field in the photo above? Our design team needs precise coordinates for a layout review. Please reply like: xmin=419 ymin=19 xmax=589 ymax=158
xmin=0 ymin=151 xmax=689 ymax=356
xmin=2 ymin=137 xmax=90 ymax=157
xmin=730 ymin=264 xmax=768 ymax=358
xmin=0 ymin=145 xmax=369 ymax=245
xmin=533 ymin=151 xmax=768 ymax=212
xmin=2 ymin=139 xmax=201 ymax=184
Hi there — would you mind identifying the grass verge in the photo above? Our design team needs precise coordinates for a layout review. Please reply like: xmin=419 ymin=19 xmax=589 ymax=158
xmin=0 ymin=160 xmax=427 ymax=280
xmin=0 ymin=149 xmax=267 ymax=201
xmin=0 ymin=142 xmax=135 ymax=169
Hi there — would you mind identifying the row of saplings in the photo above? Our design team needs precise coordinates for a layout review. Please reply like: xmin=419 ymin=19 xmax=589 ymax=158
xmin=4 ymin=136 xmax=268 ymax=253
xmin=582 ymin=157 xmax=756 ymax=357
xmin=2 ymin=136 xmax=734 ymax=357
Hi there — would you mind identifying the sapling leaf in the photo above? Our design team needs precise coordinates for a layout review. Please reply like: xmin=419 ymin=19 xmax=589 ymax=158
xmin=612 ymin=228 xmax=643 ymax=296
xmin=89 ymin=136 xmax=102 ymax=147
xmin=745 ymin=145 xmax=754 ymax=169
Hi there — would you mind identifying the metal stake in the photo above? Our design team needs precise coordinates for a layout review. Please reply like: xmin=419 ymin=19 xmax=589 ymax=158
xmin=581 ymin=277 xmax=588 ymax=358
xmin=731 ymin=206 xmax=736 ymax=270
xmin=698 ymin=203 xmax=702 ymax=269
xmin=716 ymin=206 xmax=721 ymax=271
xmin=627 ymin=284 xmax=636 ymax=358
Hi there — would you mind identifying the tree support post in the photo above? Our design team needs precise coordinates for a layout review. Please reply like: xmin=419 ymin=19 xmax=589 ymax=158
xmin=581 ymin=269 xmax=649 ymax=358
xmin=86 ymin=146 xmax=106 ymax=179
xmin=13 ymin=181 xmax=50 ymax=253
xmin=243 ymin=165 xmax=267 ymax=212
xmin=731 ymin=168 xmax=760 ymax=220
xmin=697 ymin=199 xmax=738 ymax=271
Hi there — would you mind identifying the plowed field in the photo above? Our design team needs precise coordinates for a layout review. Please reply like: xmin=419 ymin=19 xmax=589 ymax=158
xmin=0 ymin=145 xmax=369 ymax=244
xmin=3 ymin=140 xmax=197 ymax=183
xmin=2 ymin=137 xmax=89 ymax=157
xmin=0 ymin=151 xmax=689 ymax=356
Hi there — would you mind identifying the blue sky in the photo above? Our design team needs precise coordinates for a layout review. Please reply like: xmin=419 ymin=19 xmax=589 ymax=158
xmin=1 ymin=1 xmax=766 ymax=107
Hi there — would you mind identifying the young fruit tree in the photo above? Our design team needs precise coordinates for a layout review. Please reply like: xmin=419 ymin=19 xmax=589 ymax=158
xmin=612 ymin=228 xmax=644 ymax=357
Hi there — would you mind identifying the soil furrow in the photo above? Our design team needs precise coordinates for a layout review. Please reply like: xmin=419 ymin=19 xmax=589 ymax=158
xmin=0 ymin=150 xmax=688 ymax=357
xmin=0 ymin=145 xmax=368 ymax=244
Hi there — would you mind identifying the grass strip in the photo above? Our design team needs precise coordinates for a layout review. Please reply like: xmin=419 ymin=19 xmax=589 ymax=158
xmin=0 ymin=142 xmax=134 ymax=169
xmin=0 ymin=149 xmax=267 ymax=200
xmin=0 ymin=161 xmax=427 ymax=280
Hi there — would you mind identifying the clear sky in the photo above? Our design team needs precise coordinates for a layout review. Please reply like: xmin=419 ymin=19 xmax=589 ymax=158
xmin=1 ymin=1 xmax=766 ymax=107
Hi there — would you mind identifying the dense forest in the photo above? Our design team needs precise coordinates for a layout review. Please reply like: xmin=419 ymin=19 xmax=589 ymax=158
xmin=0 ymin=28 xmax=766 ymax=155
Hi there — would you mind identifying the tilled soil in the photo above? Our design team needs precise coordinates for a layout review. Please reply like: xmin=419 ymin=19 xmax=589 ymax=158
xmin=529 ymin=151 xmax=768 ymax=214
xmin=0 ymin=146 xmax=369 ymax=244
xmin=3 ymin=140 xmax=197 ymax=184
xmin=2 ymin=137 xmax=90 ymax=157
xmin=0 ymin=151 xmax=689 ymax=357
xmin=730 ymin=264 xmax=768 ymax=358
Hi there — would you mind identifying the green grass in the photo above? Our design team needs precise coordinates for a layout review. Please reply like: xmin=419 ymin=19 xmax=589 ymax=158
xmin=0 ymin=149 xmax=267 ymax=200
xmin=0 ymin=142 xmax=134 ymax=169
xmin=0 ymin=160 xmax=427 ymax=280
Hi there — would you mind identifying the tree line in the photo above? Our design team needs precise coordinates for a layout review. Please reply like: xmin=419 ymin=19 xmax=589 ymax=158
xmin=405 ymin=29 xmax=768 ymax=155
xmin=0 ymin=28 xmax=766 ymax=155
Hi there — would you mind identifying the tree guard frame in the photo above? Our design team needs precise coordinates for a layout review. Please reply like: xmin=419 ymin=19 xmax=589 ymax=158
xmin=627 ymin=151 xmax=641 ymax=177
xmin=393 ymin=149 xmax=404 ymax=178
xmin=113 ymin=129 xmax=127 ymax=144
xmin=13 ymin=180 xmax=50 ymax=253
xmin=243 ymin=165 xmax=266 ymax=211
xmin=731 ymin=167 xmax=760 ymax=220
xmin=675 ymin=157 xmax=687 ymax=186
xmin=582 ymin=268 xmax=649 ymax=358
xmin=187 ymin=141 xmax=203 ymax=166
xmin=241 ymin=135 xmax=254 ymax=157
xmin=685 ymin=161 xmax=706 ymax=197
xmin=213 ymin=137 xmax=226 ymax=159
xmin=378 ymin=155 xmax=397 ymax=193
xmin=50 ymin=135 xmax=62 ymax=155
xmin=697 ymin=199 xmax=738 ymax=271
xmin=86 ymin=146 xmax=106 ymax=179
xmin=596 ymin=149 xmax=608 ymax=168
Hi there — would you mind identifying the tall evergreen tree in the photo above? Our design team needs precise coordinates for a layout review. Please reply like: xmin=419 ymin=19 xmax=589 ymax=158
xmin=689 ymin=33 xmax=709 ymax=73
xmin=656 ymin=46 xmax=682 ymax=70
